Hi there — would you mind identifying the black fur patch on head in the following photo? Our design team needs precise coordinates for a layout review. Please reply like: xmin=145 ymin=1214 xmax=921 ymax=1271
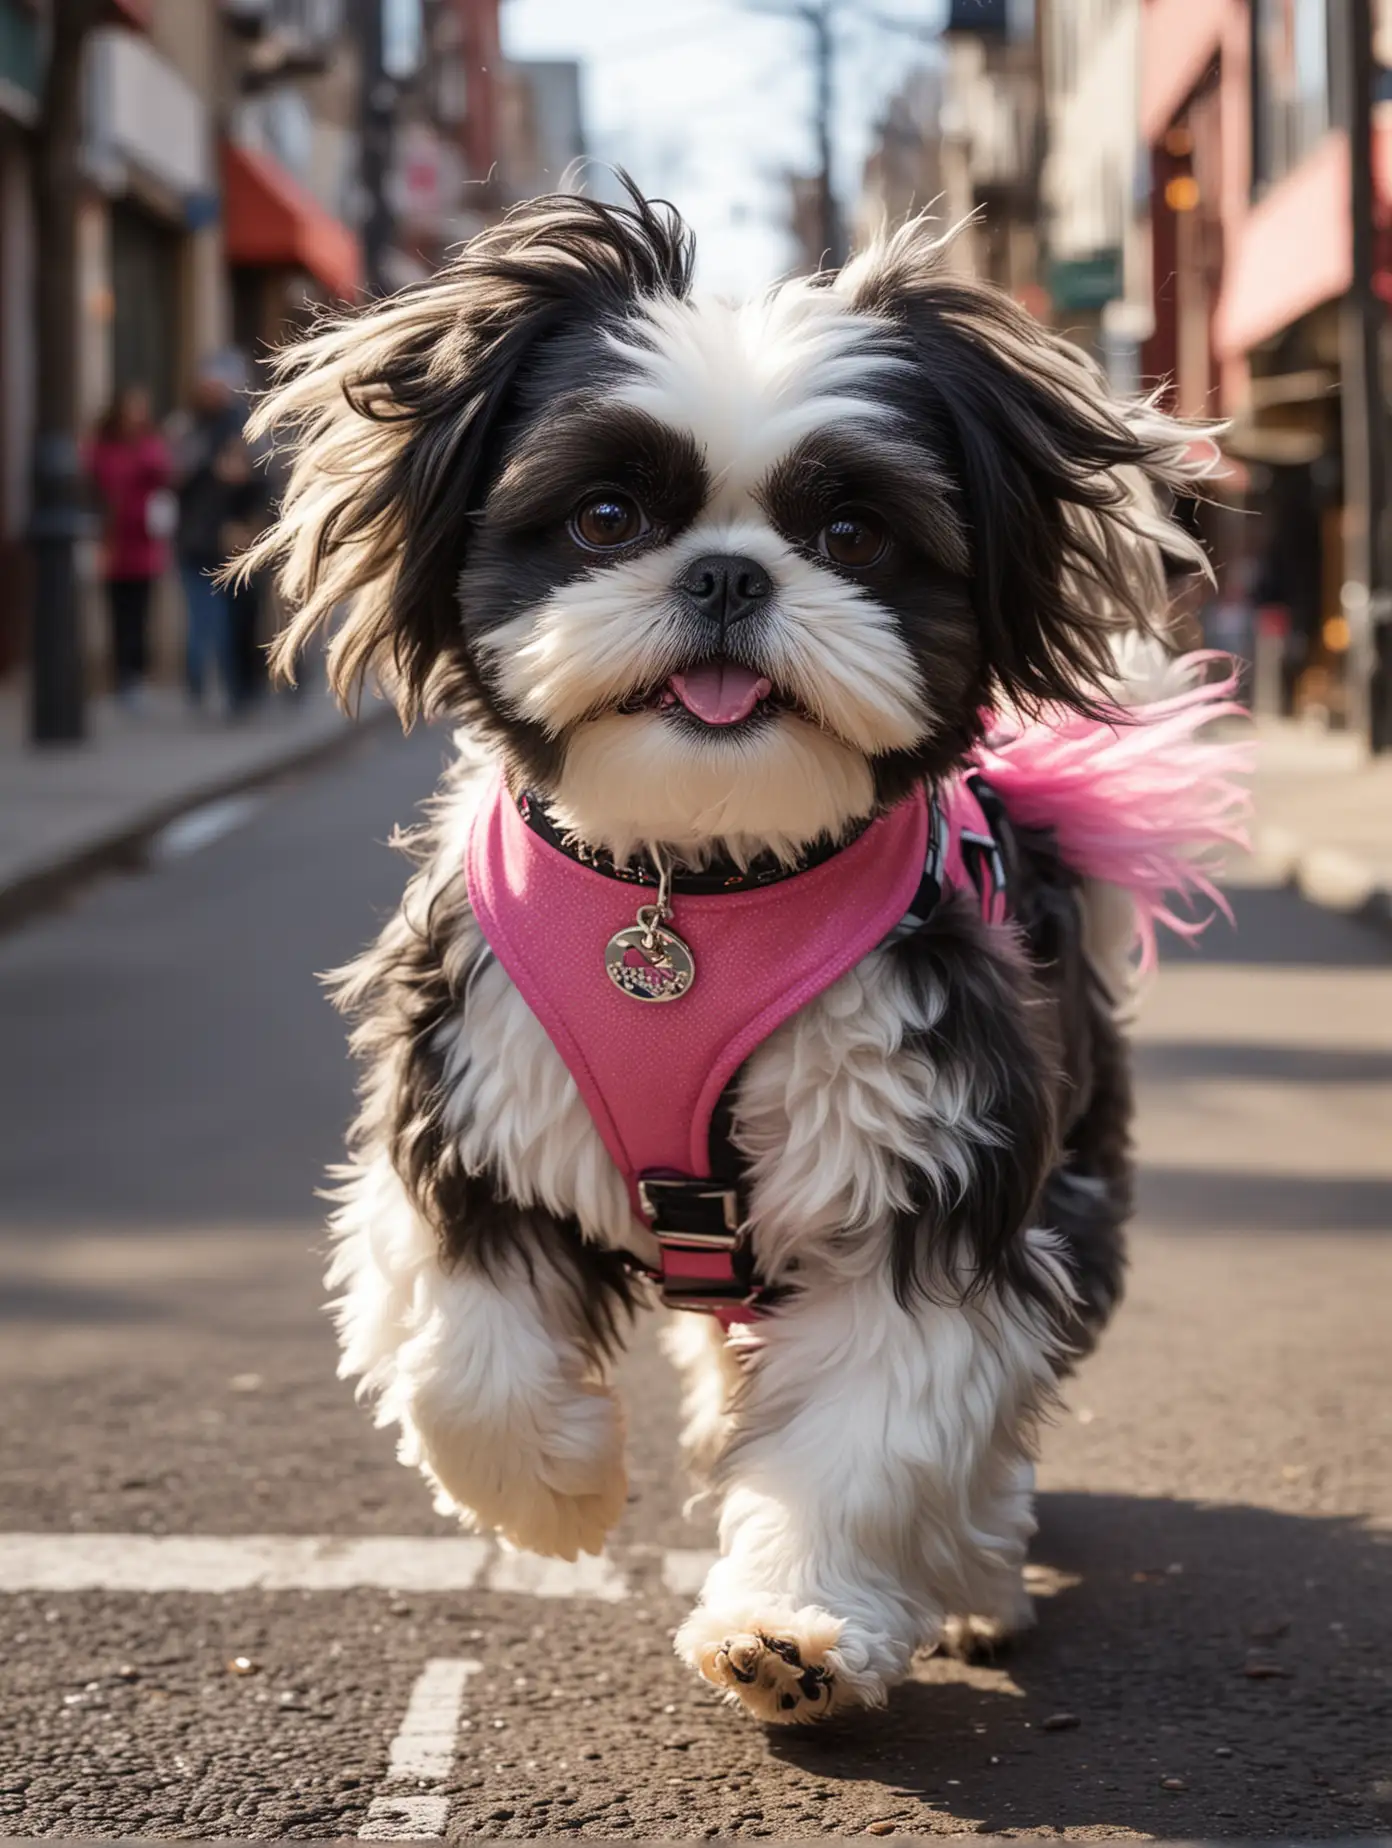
xmin=457 ymin=402 xmax=711 ymax=786
xmin=483 ymin=403 xmax=711 ymax=554
xmin=256 ymin=181 xmax=696 ymax=741
xmin=846 ymin=246 xmax=1198 ymax=718
xmin=758 ymin=428 xmax=988 ymax=794
xmin=760 ymin=427 xmax=968 ymax=575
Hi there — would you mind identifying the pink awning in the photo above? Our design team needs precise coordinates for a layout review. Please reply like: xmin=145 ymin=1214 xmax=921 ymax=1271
xmin=1139 ymin=0 xmax=1228 ymax=142
xmin=1214 ymin=123 xmax=1392 ymax=358
xmin=1213 ymin=132 xmax=1351 ymax=358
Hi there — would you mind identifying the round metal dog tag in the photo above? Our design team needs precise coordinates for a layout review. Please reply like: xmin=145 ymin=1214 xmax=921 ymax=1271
xmin=605 ymin=917 xmax=696 ymax=1003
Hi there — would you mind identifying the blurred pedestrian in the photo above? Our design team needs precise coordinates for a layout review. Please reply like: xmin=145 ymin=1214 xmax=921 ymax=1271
xmin=218 ymin=433 xmax=272 ymax=709
xmin=171 ymin=354 xmax=251 ymax=716
xmin=86 ymin=384 xmax=173 ymax=706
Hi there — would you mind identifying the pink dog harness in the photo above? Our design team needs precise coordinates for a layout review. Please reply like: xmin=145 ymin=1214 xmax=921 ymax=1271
xmin=462 ymin=663 xmax=1252 ymax=1321
xmin=465 ymin=773 xmax=1008 ymax=1322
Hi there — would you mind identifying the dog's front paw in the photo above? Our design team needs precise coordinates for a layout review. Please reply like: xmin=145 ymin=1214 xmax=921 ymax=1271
xmin=488 ymin=1444 xmax=628 ymax=1561
xmin=676 ymin=1603 xmax=882 ymax=1725
xmin=412 ymin=1381 xmax=628 ymax=1561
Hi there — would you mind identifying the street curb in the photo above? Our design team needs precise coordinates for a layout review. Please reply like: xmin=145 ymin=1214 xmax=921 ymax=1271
xmin=0 ymin=704 xmax=395 ymax=936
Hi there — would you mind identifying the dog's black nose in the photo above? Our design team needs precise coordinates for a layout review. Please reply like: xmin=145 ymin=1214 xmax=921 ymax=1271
xmin=676 ymin=554 xmax=772 ymax=628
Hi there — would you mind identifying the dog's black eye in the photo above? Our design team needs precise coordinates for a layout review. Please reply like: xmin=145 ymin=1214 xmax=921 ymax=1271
xmin=571 ymin=494 xmax=646 ymax=551
xmin=819 ymin=512 xmax=889 ymax=569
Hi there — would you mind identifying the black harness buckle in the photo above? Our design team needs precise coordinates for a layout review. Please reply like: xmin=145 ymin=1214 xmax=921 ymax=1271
xmin=637 ymin=1175 xmax=742 ymax=1238
xmin=636 ymin=1174 xmax=759 ymax=1314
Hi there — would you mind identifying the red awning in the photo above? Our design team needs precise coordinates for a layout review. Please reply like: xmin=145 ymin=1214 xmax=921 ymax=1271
xmin=221 ymin=142 xmax=362 ymax=303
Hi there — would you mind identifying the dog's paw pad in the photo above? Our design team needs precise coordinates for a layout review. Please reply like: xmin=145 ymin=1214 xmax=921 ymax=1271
xmin=707 ymin=1630 xmax=836 ymax=1722
xmin=678 ymin=1607 xmax=844 ymax=1725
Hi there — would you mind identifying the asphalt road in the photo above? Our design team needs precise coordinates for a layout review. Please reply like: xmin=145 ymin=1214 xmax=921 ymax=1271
xmin=1 ymin=723 xmax=1389 ymax=1842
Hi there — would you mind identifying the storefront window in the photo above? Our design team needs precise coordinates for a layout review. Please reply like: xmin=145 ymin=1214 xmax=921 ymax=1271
xmin=1253 ymin=0 xmax=1330 ymax=192
xmin=383 ymin=0 xmax=424 ymax=80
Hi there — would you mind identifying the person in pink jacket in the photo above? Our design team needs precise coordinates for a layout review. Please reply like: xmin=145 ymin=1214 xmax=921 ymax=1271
xmin=87 ymin=385 xmax=173 ymax=703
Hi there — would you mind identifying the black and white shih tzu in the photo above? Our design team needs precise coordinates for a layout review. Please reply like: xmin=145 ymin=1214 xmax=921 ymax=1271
xmin=246 ymin=188 xmax=1244 ymax=1726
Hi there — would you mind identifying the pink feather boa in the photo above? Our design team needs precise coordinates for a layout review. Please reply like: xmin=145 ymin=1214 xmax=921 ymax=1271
xmin=947 ymin=653 xmax=1253 ymax=971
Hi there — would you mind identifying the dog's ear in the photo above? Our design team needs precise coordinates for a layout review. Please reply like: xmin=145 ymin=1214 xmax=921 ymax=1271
xmin=243 ymin=184 xmax=694 ymax=722
xmin=840 ymin=219 xmax=1213 ymax=712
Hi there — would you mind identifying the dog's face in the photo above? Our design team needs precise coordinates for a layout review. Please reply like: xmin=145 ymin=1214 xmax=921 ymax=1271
xmin=461 ymin=288 xmax=981 ymax=857
xmin=254 ymin=191 xmax=1206 ymax=859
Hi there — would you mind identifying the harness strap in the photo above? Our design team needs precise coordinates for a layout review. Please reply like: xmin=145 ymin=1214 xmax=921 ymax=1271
xmin=635 ymin=781 xmax=1013 ymax=1324
xmin=465 ymin=771 xmax=1012 ymax=1329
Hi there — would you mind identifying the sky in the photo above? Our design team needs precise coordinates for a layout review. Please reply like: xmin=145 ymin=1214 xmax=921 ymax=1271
xmin=501 ymin=0 xmax=945 ymax=298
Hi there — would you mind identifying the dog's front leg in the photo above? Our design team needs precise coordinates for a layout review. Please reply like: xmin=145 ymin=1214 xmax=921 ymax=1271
xmin=332 ymin=1155 xmax=630 ymax=1562
xmin=674 ymin=1268 xmax=1050 ymax=1723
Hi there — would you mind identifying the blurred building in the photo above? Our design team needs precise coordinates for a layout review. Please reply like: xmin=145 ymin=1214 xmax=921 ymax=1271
xmin=1139 ymin=0 xmax=1392 ymax=726
xmin=1 ymin=0 xmax=584 ymax=695
xmin=391 ymin=0 xmax=515 ymax=277
xmin=1039 ymin=0 xmax=1151 ymax=393
xmin=855 ymin=66 xmax=944 ymax=246
xmin=853 ymin=1 xmax=1044 ymax=299
xmin=222 ymin=2 xmax=365 ymax=354
xmin=936 ymin=0 xmax=1046 ymax=301
xmin=496 ymin=59 xmax=585 ymax=201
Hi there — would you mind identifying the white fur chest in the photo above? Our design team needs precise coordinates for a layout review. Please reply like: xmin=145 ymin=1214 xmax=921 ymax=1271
xmin=438 ymin=917 xmax=943 ymax=1288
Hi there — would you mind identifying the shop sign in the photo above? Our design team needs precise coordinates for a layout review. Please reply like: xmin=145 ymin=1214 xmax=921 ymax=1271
xmin=1048 ymin=248 xmax=1124 ymax=313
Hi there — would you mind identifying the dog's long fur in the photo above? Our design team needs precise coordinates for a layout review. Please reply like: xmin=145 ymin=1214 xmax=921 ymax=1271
xmin=250 ymin=188 xmax=1219 ymax=1723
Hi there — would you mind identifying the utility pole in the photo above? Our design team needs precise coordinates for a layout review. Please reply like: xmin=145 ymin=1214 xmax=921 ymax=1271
xmin=356 ymin=0 xmax=395 ymax=296
xmin=29 ymin=0 xmax=104 ymax=745
xmin=750 ymin=0 xmax=845 ymax=269
xmin=808 ymin=3 xmax=842 ymax=269
xmin=751 ymin=2 xmax=934 ymax=272
xmin=1338 ymin=0 xmax=1392 ymax=750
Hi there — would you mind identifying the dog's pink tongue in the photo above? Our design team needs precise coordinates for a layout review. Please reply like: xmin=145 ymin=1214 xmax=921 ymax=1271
xmin=668 ymin=664 xmax=772 ymax=725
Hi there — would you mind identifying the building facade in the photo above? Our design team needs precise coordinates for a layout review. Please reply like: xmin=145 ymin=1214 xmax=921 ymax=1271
xmin=853 ymin=0 xmax=1045 ymax=299
xmin=936 ymin=0 xmax=1046 ymax=301
xmin=1140 ymin=0 xmax=1392 ymax=725
xmin=1039 ymin=0 xmax=1151 ymax=392
xmin=0 ymin=0 xmax=554 ymax=694
xmin=854 ymin=65 xmax=944 ymax=248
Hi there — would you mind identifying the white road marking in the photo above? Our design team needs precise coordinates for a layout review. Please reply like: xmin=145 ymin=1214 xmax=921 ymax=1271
xmin=0 ymin=1533 xmax=713 ymax=1600
xmin=147 ymin=794 xmax=264 ymax=862
xmin=359 ymin=1794 xmax=450 ymax=1841
xmin=661 ymin=1547 xmax=718 ymax=1596
xmin=0 ymin=1535 xmax=492 ymax=1594
xmin=386 ymin=1657 xmax=482 ymax=1779
xmin=484 ymin=1545 xmax=628 ymax=1602
xmin=360 ymin=1657 xmax=481 ymax=1841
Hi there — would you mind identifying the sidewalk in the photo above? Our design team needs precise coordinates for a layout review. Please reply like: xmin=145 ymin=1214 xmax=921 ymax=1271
xmin=0 ymin=678 xmax=381 ymax=928
xmin=1239 ymin=716 xmax=1392 ymax=923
